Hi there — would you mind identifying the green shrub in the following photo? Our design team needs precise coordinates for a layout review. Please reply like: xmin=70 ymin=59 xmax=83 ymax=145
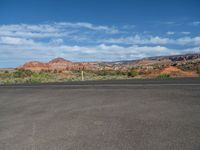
xmin=116 ymin=70 xmax=127 ymax=75
xmin=32 ymin=73 xmax=50 ymax=78
xmin=128 ymin=70 xmax=139 ymax=77
xmin=4 ymin=70 xmax=9 ymax=74
xmin=158 ymin=74 xmax=170 ymax=79
xmin=72 ymin=70 xmax=81 ymax=74
xmin=13 ymin=70 xmax=33 ymax=78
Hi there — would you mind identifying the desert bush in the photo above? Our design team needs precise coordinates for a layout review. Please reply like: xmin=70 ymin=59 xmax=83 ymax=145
xmin=39 ymin=70 xmax=51 ymax=74
xmin=157 ymin=73 xmax=170 ymax=79
xmin=4 ymin=70 xmax=9 ymax=74
xmin=32 ymin=72 xmax=50 ymax=78
xmin=53 ymin=69 xmax=58 ymax=73
xmin=72 ymin=70 xmax=81 ymax=74
xmin=115 ymin=70 xmax=127 ymax=75
xmin=128 ymin=70 xmax=139 ymax=77
xmin=13 ymin=70 xmax=33 ymax=78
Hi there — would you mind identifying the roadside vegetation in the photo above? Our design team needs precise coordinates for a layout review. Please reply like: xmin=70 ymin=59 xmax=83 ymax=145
xmin=0 ymin=69 xmax=142 ymax=84
xmin=157 ymin=73 xmax=170 ymax=79
xmin=1 ymin=66 xmax=199 ymax=85
xmin=127 ymin=69 xmax=139 ymax=77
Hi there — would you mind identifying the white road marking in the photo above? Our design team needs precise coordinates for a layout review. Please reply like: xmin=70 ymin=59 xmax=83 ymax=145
xmin=1 ymin=83 xmax=200 ymax=88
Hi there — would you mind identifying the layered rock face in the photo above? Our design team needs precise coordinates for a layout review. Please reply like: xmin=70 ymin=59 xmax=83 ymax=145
xmin=18 ymin=54 xmax=200 ymax=71
xmin=19 ymin=61 xmax=50 ymax=71
xmin=48 ymin=58 xmax=81 ymax=71
xmin=19 ymin=58 xmax=86 ymax=71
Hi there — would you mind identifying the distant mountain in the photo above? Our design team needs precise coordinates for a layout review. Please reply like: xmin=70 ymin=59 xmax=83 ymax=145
xmin=18 ymin=54 xmax=200 ymax=71
xmin=48 ymin=57 xmax=72 ymax=63
xmin=18 ymin=61 xmax=50 ymax=71
xmin=18 ymin=58 xmax=94 ymax=71
xmin=111 ymin=54 xmax=200 ymax=64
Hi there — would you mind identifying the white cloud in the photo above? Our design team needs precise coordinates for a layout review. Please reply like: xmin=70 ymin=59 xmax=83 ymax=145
xmin=1 ymin=38 xmax=199 ymax=64
xmin=166 ymin=32 xmax=175 ymax=35
xmin=54 ymin=22 xmax=119 ymax=34
xmin=49 ymin=38 xmax=64 ymax=45
xmin=0 ymin=22 xmax=120 ymax=40
xmin=0 ymin=24 xmax=69 ymax=38
xmin=0 ymin=36 xmax=35 ymax=45
xmin=176 ymin=36 xmax=200 ymax=46
xmin=157 ymin=21 xmax=176 ymax=26
xmin=101 ymin=35 xmax=200 ymax=46
xmin=181 ymin=32 xmax=190 ymax=35
xmin=100 ymin=35 xmax=172 ymax=45
xmin=191 ymin=21 xmax=200 ymax=26
xmin=122 ymin=25 xmax=136 ymax=29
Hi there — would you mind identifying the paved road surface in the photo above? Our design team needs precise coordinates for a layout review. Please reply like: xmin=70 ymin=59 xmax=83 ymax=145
xmin=0 ymin=78 xmax=200 ymax=150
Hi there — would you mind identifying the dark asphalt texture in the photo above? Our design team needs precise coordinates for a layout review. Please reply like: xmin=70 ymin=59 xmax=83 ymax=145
xmin=0 ymin=78 xmax=200 ymax=150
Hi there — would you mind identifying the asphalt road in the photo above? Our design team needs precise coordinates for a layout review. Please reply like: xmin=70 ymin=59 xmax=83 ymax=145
xmin=0 ymin=78 xmax=200 ymax=150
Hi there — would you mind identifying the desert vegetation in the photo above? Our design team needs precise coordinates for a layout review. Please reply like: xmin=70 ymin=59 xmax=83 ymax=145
xmin=0 ymin=69 xmax=140 ymax=84
xmin=157 ymin=74 xmax=170 ymax=79
xmin=0 ymin=67 xmax=199 ymax=85
xmin=0 ymin=54 xmax=200 ymax=85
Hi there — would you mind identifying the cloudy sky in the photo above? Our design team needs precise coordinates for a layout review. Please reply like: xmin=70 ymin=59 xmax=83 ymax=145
xmin=0 ymin=0 xmax=200 ymax=67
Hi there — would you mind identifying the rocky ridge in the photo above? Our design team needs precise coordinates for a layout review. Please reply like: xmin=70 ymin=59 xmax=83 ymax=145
xmin=18 ymin=54 xmax=200 ymax=72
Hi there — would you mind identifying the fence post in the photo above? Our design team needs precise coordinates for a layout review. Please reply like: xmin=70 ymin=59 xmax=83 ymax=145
xmin=81 ymin=70 xmax=84 ymax=81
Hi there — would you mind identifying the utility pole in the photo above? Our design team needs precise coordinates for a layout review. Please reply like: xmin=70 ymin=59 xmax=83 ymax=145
xmin=81 ymin=70 xmax=84 ymax=81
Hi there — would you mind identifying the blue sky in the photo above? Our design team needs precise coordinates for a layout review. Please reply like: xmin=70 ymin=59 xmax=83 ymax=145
xmin=0 ymin=0 xmax=200 ymax=67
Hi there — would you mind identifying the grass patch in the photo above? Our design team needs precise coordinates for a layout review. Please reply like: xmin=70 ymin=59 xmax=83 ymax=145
xmin=157 ymin=73 xmax=170 ymax=79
